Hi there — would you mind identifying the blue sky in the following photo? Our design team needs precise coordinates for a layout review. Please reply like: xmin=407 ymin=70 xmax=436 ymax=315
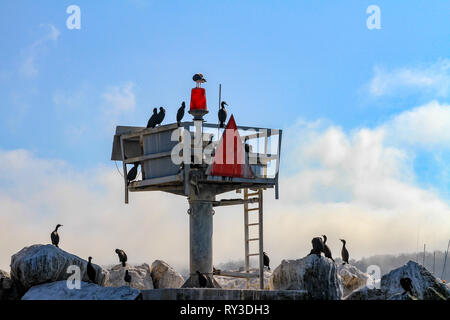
xmin=1 ymin=1 xmax=450 ymax=269
xmin=1 ymin=1 xmax=449 ymax=167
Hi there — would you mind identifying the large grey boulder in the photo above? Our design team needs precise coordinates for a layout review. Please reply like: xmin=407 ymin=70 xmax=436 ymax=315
xmin=214 ymin=270 xmax=272 ymax=290
xmin=346 ymin=260 xmax=449 ymax=300
xmin=338 ymin=263 xmax=369 ymax=297
xmin=0 ymin=269 xmax=23 ymax=300
xmin=345 ymin=286 xmax=384 ymax=300
xmin=381 ymin=260 xmax=449 ymax=300
xmin=10 ymin=244 xmax=108 ymax=290
xmin=107 ymin=263 xmax=154 ymax=290
xmin=150 ymin=260 xmax=184 ymax=288
xmin=269 ymin=255 xmax=342 ymax=300
xmin=22 ymin=280 xmax=140 ymax=300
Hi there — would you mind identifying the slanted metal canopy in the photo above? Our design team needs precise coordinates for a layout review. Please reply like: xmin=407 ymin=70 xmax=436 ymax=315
xmin=111 ymin=121 xmax=282 ymax=202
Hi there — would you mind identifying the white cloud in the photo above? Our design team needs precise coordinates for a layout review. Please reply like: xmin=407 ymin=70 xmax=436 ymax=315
xmin=20 ymin=24 xmax=60 ymax=78
xmin=368 ymin=59 xmax=450 ymax=98
xmin=102 ymin=82 xmax=136 ymax=114
xmin=382 ymin=100 xmax=450 ymax=150
xmin=1 ymin=101 xmax=450 ymax=272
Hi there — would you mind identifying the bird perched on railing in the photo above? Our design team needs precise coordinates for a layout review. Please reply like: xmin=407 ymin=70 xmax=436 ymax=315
xmin=155 ymin=107 xmax=166 ymax=126
xmin=218 ymin=101 xmax=228 ymax=128
xmin=124 ymin=270 xmax=132 ymax=286
xmin=340 ymin=239 xmax=349 ymax=264
xmin=127 ymin=162 xmax=139 ymax=185
xmin=263 ymin=252 xmax=271 ymax=270
xmin=177 ymin=101 xmax=185 ymax=127
xmin=115 ymin=249 xmax=128 ymax=267
xmin=193 ymin=73 xmax=206 ymax=88
xmin=146 ymin=108 xmax=158 ymax=128
xmin=51 ymin=224 xmax=62 ymax=248
xmin=87 ymin=256 xmax=96 ymax=284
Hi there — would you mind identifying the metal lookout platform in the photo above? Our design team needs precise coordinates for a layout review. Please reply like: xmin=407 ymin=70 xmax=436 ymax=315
xmin=111 ymin=84 xmax=282 ymax=289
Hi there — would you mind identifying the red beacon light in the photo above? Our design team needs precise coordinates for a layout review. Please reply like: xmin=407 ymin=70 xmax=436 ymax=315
xmin=189 ymin=73 xmax=208 ymax=120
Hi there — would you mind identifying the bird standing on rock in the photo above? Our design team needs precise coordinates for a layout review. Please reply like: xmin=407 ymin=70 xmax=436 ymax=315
xmin=177 ymin=101 xmax=185 ymax=127
xmin=322 ymin=235 xmax=334 ymax=262
xmin=124 ymin=270 xmax=132 ymax=286
xmin=155 ymin=107 xmax=166 ymax=126
xmin=340 ymin=239 xmax=349 ymax=264
xmin=193 ymin=74 xmax=206 ymax=88
xmin=115 ymin=249 xmax=128 ymax=267
xmin=127 ymin=162 xmax=139 ymax=185
xmin=196 ymin=270 xmax=208 ymax=288
xmin=218 ymin=101 xmax=228 ymax=128
xmin=400 ymin=277 xmax=414 ymax=295
xmin=87 ymin=257 xmax=96 ymax=284
xmin=51 ymin=224 xmax=62 ymax=248
xmin=263 ymin=252 xmax=271 ymax=271
xmin=309 ymin=237 xmax=324 ymax=257
xmin=146 ymin=108 xmax=158 ymax=128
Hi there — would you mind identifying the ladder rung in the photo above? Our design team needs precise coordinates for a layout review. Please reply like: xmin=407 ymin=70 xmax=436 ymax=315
xmin=246 ymin=253 xmax=260 ymax=256
xmin=247 ymin=238 xmax=259 ymax=242
xmin=246 ymin=192 xmax=260 ymax=197
xmin=246 ymin=223 xmax=259 ymax=226
xmin=247 ymin=207 xmax=260 ymax=212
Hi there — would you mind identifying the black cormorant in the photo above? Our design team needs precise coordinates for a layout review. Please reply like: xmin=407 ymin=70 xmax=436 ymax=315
xmin=156 ymin=107 xmax=166 ymax=126
xmin=124 ymin=270 xmax=132 ymax=286
xmin=115 ymin=249 xmax=128 ymax=267
xmin=146 ymin=108 xmax=158 ymax=128
xmin=51 ymin=224 xmax=62 ymax=248
xmin=177 ymin=101 xmax=185 ymax=127
xmin=322 ymin=235 xmax=334 ymax=262
xmin=127 ymin=162 xmax=139 ymax=185
xmin=400 ymin=277 xmax=414 ymax=295
xmin=218 ymin=101 xmax=228 ymax=128
xmin=340 ymin=239 xmax=349 ymax=264
xmin=196 ymin=270 xmax=207 ymax=288
xmin=87 ymin=256 xmax=96 ymax=284
xmin=309 ymin=237 xmax=324 ymax=257
xmin=263 ymin=252 xmax=271 ymax=271
xmin=193 ymin=74 xmax=206 ymax=88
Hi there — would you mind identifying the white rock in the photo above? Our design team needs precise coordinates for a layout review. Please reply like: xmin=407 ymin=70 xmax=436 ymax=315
xmin=150 ymin=260 xmax=184 ymax=288
xmin=214 ymin=270 xmax=271 ymax=290
xmin=381 ymin=260 xmax=449 ymax=300
xmin=107 ymin=263 xmax=154 ymax=290
xmin=269 ymin=255 xmax=342 ymax=300
xmin=10 ymin=244 xmax=108 ymax=290
xmin=338 ymin=263 xmax=369 ymax=297
xmin=22 ymin=280 xmax=140 ymax=300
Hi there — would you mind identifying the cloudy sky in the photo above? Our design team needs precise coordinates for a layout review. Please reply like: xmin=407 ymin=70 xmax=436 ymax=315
xmin=1 ymin=1 xmax=449 ymax=272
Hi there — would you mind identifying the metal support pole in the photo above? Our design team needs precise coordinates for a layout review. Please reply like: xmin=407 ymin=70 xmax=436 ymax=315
xmin=182 ymin=189 xmax=219 ymax=288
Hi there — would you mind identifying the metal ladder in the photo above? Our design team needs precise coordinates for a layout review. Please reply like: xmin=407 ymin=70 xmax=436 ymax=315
xmin=243 ymin=188 xmax=264 ymax=289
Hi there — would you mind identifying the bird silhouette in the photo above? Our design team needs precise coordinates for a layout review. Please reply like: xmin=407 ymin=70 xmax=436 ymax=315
xmin=51 ymin=224 xmax=62 ymax=248
xmin=400 ymin=277 xmax=414 ymax=295
xmin=124 ymin=270 xmax=132 ymax=286
xmin=177 ymin=102 xmax=185 ymax=127
xmin=146 ymin=108 xmax=158 ymax=128
xmin=309 ymin=237 xmax=324 ymax=257
xmin=156 ymin=107 xmax=166 ymax=126
xmin=115 ymin=249 xmax=128 ymax=267
xmin=322 ymin=235 xmax=334 ymax=262
xmin=196 ymin=270 xmax=208 ymax=288
xmin=127 ymin=163 xmax=139 ymax=185
xmin=263 ymin=252 xmax=271 ymax=271
xmin=193 ymin=74 xmax=206 ymax=88
xmin=340 ymin=239 xmax=349 ymax=264
xmin=87 ymin=256 xmax=96 ymax=284
xmin=218 ymin=101 xmax=228 ymax=128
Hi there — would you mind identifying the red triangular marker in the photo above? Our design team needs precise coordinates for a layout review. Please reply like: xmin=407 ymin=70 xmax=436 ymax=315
xmin=209 ymin=115 xmax=254 ymax=178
